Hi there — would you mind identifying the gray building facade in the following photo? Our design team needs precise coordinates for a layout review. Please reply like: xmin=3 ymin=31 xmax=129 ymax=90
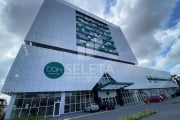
xmin=2 ymin=0 xmax=177 ymax=119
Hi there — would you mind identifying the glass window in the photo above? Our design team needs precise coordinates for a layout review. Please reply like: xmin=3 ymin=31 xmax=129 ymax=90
xmin=71 ymin=96 xmax=75 ymax=104
xmin=81 ymin=103 xmax=85 ymax=110
xmin=11 ymin=109 xmax=21 ymax=118
xmin=37 ymin=93 xmax=47 ymax=98
xmin=86 ymin=42 xmax=94 ymax=48
xmin=76 ymin=11 xmax=119 ymax=55
xmin=81 ymin=96 xmax=86 ymax=103
xmin=75 ymin=91 xmax=81 ymax=96
xmin=40 ymin=98 xmax=47 ymax=106
xmin=64 ymin=105 xmax=70 ymax=113
xmin=76 ymin=104 xmax=80 ymax=111
xmin=47 ymin=97 xmax=55 ymax=106
xmin=14 ymin=99 xmax=24 ymax=108
xmin=38 ymin=107 xmax=46 ymax=115
xmin=12 ymin=92 xmax=64 ymax=118
xmin=76 ymin=96 xmax=80 ymax=103
xmin=16 ymin=94 xmax=24 ymax=99
xmin=46 ymin=106 xmax=53 ymax=116
xmin=70 ymin=104 xmax=75 ymax=112
xmin=24 ymin=94 xmax=34 ymax=98
xmin=31 ymin=98 xmax=40 ymax=108
xmin=22 ymin=99 xmax=32 ymax=109
xmin=55 ymin=97 xmax=61 ymax=102
xmin=65 ymin=96 xmax=70 ymax=104
xmin=21 ymin=109 xmax=29 ymax=117
xmin=29 ymin=108 xmax=38 ymax=116
xmin=65 ymin=92 xmax=72 ymax=96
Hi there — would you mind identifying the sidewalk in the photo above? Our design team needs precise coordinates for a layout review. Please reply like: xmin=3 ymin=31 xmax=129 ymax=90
xmin=45 ymin=99 xmax=180 ymax=120
xmin=45 ymin=102 xmax=144 ymax=120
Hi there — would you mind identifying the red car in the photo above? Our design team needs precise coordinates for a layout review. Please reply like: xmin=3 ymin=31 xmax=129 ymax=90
xmin=144 ymin=95 xmax=164 ymax=103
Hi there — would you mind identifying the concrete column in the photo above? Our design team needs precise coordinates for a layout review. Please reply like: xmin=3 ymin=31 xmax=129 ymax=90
xmin=5 ymin=94 xmax=16 ymax=120
xmin=133 ymin=90 xmax=139 ymax=103
xmin=60 ymin=92 xmax=65 ymax=115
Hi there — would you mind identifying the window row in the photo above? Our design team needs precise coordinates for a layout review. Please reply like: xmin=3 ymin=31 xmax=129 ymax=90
xmin=76 ymin=11 xmax=119 ymax=56
xmin=76 ymin=32 xmax=114 ymax=47
xmin=76 ymin=11 xmax=108 ymax=29
xmin=76 ymin=19 xmax=111 ymax=36
xmin=76 ymin=37 xmax=116 ymax=50
xmin=14 ymin=97 xmax=60 ymax=109
xmin=64 ymin=91 xmax=94 ymax=113
xmin=77 ymin=38 xmax=118 ymax=55
xmin=16 ymin=92 xmax=61 ymax=99
xmin=11 ymin=106 xmax=53 ymax=118
xmin=148 ymin=80 xmax=173 ymax=84
xmin=76 ymin=26 xmax=113 ymax=43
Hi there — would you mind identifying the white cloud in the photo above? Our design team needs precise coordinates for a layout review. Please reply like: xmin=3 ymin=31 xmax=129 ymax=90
xmin=102 ymin=0 xmax=178 ymax=71
xmin=0 ymin=17 xmax=22 ymax=80
xmin=154 ymin=21 xmax=180 ymax=50
xmin=0 ymin=0 xmax=23 ymax=101
xmin=0 ymin=0 xmax=179 ymax=101
xmin=64 ymin=0 xmax=180 ymax=75
xmin=170 ymin=64 xmax=180 ymax=75
xmin=138 ymin=59 xmax=151 ymax=67
xmin=151 ymin=21 xmax=180 ymax=74
xmin=65 ymin=0 xmax=106 ymax=18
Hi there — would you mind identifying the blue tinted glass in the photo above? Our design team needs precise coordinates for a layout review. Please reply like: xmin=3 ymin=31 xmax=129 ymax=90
xmin=76 ymin=11 xmax=118 ymax=55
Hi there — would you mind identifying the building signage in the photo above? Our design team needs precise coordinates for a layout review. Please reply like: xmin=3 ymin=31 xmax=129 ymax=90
xmin=44 ymin=62 xmax=64 ymax=79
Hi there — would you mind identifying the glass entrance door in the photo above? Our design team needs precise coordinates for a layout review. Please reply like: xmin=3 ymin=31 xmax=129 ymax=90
xmin=53 ymin=102 xmax=60 ymax=116
xmin=101 ymin=97 xmax=117 ymax=106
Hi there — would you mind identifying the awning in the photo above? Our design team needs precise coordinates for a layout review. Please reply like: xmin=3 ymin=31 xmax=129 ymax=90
xmin=101 ymin=84 xmax=127 ymax=90
xmin=95 ymin=73 xmax=134 ymax=90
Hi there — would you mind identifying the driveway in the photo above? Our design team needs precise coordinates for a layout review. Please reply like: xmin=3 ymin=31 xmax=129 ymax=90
xmin=46 ymin=98 xmax=180 ymax=120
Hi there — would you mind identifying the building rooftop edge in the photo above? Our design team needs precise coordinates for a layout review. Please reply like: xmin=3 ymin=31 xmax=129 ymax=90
xmin=55 ymin=0 xmax=120 ymax=29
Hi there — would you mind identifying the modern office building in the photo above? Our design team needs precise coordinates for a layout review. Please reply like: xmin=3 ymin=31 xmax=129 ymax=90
xmin=2 ymin=0 xmax=178 ymax=119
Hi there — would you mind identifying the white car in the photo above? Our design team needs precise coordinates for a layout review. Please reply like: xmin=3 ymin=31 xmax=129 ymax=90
xmin=84 ymin=103 xmax=99 ymax=112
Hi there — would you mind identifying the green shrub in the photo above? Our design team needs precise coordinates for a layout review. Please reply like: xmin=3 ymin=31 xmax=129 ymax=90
xmin=173 ymin=98 xmax=180 ymax=104
xmin=12 ymin=115 xmax=44 ymax=120
xmin=120 ymin=109 xmax=156 ymax=120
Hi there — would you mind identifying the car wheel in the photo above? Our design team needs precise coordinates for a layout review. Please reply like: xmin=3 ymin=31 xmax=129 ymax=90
xmin=147 ymin=101 xmax=150 ymax=104
xmin=159 ymin=99 xmax=162 ymax=102
xmin=90 ymin=109 xmax=93 ymax=112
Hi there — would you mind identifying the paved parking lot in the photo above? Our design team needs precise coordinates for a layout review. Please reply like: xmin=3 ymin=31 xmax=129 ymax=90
xmin=46 ymin=98 xmax=180 ymax=120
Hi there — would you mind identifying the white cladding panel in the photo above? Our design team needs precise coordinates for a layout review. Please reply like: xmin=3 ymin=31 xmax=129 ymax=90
xmin=25 ymin=0 xmax=137 ymax=64
xmin=2 ymin=45 xmax=177 ymax=93
xmin=25 ymin=0 xmax=76 ymax=52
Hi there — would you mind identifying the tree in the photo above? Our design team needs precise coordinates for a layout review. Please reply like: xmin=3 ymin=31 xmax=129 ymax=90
xmin=171 ymin=74 xmax=180 ymax=86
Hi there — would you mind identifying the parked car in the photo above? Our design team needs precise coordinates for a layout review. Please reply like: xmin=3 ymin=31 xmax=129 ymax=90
xmin=99 ymin=102 xmax=115 ymax=110
xmin=84 ymin=103 xmax=99 ymax=112
xmin=144 ymin=95 xmax=164 ymax=104
xmin=159 ymin=94 xmax=168 ymax=99
xmin=171 ymin=89 xmax=180 ymax=98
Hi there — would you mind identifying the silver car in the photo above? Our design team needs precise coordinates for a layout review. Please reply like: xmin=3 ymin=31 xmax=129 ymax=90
xmin=84 ymin=103 xmax=99 ymax=112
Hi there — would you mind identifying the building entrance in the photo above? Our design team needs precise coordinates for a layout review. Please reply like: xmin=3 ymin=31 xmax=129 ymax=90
xmin=100 ymin=97 xmax=117 ymax=106
xmin=53 ymin=102 xmax=60 ymax=116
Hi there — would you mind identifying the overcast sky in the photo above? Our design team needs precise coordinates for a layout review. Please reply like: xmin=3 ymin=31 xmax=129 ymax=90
xmin=0 ymin=0 xmax=180 ymax=101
